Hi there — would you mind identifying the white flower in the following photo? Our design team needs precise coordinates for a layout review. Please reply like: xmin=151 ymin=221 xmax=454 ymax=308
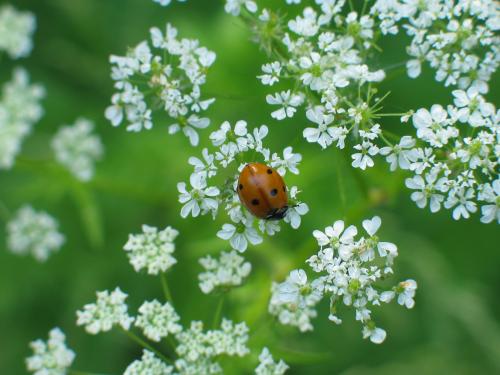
xmin=26 ymin=328 xmax=75 ymax=375
xmin=76 ymin=287 xmax=134 ymax=334
xmin=51 ymin=118 xmax=103 ymax=181
xmin=0 ymin=68 xmax=45 ymax=169
xmin=269 ymin=269 xmax=324 ymax=332
xmin=362 ymin=325 xmax=387 ymax=344
xmin=224 ymin=0 xmax=257 ymax=16
xmin=124 ymin=350 xmax=174 ymax=375
xmin=198 ymin=250 xmax=251 ymax=294
xmin=266 ymin=91 xmax=304 ymax=120
xmin=123 ymin=224 xmax=179 ymax=275
xmin=217 ymin=218 xmax=263 ymax=252
xmin=397 ymin=279 xmax=417 ymax=309
xmin=478 ymin=180 xmax=500 ymax=224
xmin=284 ymin=186 xmax=309 ymax=229
xmin=379 ymin=136 xmax=416 ymax=171
xmin=178 ymin=173 xmax=220 ymax=218
xmin=351 ymin=141 xmax=379 ymax=170
xmin=444 ymin=187 xmax=477 ymax=220
xmin=258 ymin=62 xmax=281 ymax=86
xmin=412 ymin=105 xmax=458 ymax=147
xmin=255 ymin=347 xmax=289 ymax=375
xmin=0 ymin=5 xmax=36 ymax=59
xmin=169 ymin=114 xmax=210 ymax=146
xmin=7 ymin=205 xmax=65 ymax=262
xmin=303 ymin=106 xmax=336 ymax=149
xmin=135 ymin=300 xmax=182 ymax=342
xmin=405 ymin=172 xmax=447 ymax=212
xmin=270 ymin=146 xmax=302 ymax=175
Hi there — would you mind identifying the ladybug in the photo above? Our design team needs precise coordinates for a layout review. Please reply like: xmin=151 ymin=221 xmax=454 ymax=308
xmin=237 ymin=163 xmax=288 ymax=220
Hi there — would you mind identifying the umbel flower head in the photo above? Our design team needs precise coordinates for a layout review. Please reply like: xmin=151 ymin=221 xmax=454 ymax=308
xmin=124 ymin=350 xmax=174 ymax=375
xmin=255 ymin=347 xmax=289 ymax=375
xmin=269 ymin=216 xmax=417 ymax=344
xmin=135 ymin=300 xmax=182 ymax=342
xmin=198 ymin=250 xmax=252 ymax=294
xmin=7 ymin=205 xmax=65 ymax=262
xmin=76 ymin=287 xmax=134 ymax=334
xmin=123 ymin=224 xmax=179 ymax=275
xmin=51 ymin=118 xmax=103 ymax=182
xmin=105 ymin=22 xmax=216 ymax=146
xmin=0 ymin=4 xmax=36 ymax=59
xmin=179 ymin=120 xmax=308 ymax=252
xmin=26 ymin=328 xmax=75 ymax=375
xmin=0 ymin=68 xmax=45 ymax=169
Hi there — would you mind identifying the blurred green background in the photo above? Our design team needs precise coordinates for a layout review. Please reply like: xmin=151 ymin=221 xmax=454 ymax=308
xmin=1 ymin=0 xmax=499 ymax=374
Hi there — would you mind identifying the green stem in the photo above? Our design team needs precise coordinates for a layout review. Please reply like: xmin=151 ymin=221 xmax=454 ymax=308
xmin=335 ymin=153 xmax=348 ymax=220
xmin=121 ymin=329 xmax=172 ymax=364
xmin=161 ymin=273 xmax=173 ymax=303
xmin=376 ymin=113 xmax=407 ymax=117
xmin=212 ymin=294 xmax=225 ymax=328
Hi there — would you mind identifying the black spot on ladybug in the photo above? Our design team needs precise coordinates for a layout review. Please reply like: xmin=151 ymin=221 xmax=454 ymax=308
xmin=251 ymin=199 xmax=259 ymax=205
xmin=270 ymin=188 xmax=278 ymax=196
xmin=239 ymin=184 xmax=243 ymax=190
xmin=267 ymin=169 xmax=272 ymax=174
xmin=283 ymin=185 xmax=286 ymax=192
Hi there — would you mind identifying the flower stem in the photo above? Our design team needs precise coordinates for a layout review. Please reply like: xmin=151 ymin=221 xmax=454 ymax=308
xmin=121 ymin=329 xmax=172 ymax=364
xmin=161 ymin=273 xmax=173 ymax=304
xmin=212 ymin=294 xmax=225 ymax=328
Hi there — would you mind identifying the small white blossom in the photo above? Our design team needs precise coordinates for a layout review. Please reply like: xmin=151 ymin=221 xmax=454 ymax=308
xmin=258 ymin=62 xmax=282 ymax=86
xmin=135 ymin=300 xmax=182 ymax=342
xmin=123 ymin=225 xmax=179 ymax=275
xmin=217 ymin=218 xmax=263 ymax=252
xmin=178 ymin=173 xmax=220 ymax=218
xmin=26 ymin=328 xmax=75 ymax=375
xmin=124 ymin=350 xmax=174 ymax=375
xmin=0 ymin=5 xmax=36 ymax=59
xmin=266 ymin=91 xmax=304 ymax=120
xmin=225 ymin=0 xmax=258 ymax=16
xmin=51 ymin=118 xmax=103 ymax=181
xmin=255 ymin=347 xmax=289 ymax=375
xmin=7 ymin=205 xmax=65 ymax=262
xmin=76 ymin=287 xmax=134 ymax=334
xmin=198 ymin=251 xmax=252 ymax=294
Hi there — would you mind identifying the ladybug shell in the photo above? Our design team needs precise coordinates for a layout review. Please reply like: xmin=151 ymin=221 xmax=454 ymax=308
xmin=237 ymin=163 xmax=288 ymax=220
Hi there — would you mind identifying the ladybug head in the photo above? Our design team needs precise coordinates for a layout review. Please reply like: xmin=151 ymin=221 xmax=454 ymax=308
xmin=265 ymin=206 xmax=289 ymax=221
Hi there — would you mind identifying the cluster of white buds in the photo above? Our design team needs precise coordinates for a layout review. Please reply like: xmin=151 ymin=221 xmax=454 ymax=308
xmin=76 ymin=287 xmax=135 ymax=334
xmin=0 ymin=68 xmax=45 ymax=169
xmin=123 ymin=224 xmax=179 ymax=275
xmin=26 ymin=328 xmax=75 ymax=375
xmin=371 ymin=0 xmax=500 ymax=93
xmin=178 ymin=120 xmax=308 ymax=252
xmin=255 ymin=347 xmax=289 ymax=375
xmin=105 ymin=22 xmax=216 ymax=146
xmin=269 ymin=216 xmax=417 ymax=344
xmin=124 ymin=350 xmax=174 ymax=375
xmin=175 ymin=319 xmax=249 ymax=374
xmin=0 ymin=4 xmax=36 ymax=59
xmin=198 ymin=250 xmax=252 ymax=294
xmin=6 ymin=205 xmax=65 ymax=262
xmin=397 ymin=89 xmax=499 ymax=223
xmin=51 ymin=118 xmax=103 ymax=182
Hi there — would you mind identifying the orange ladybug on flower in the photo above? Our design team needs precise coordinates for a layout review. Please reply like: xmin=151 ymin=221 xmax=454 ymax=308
xmin=237 ymin=163 xmax=289 ymax=220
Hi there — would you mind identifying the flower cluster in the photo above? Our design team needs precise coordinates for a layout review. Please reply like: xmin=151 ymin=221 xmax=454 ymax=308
xmin=105 ymin=22 xmax=216 ymax=145
xmin=124 ymin=350 xmax=173 ymax=375
xmin=198 ymin=250 xmax=252 ymax=294
xmin=6 ymin=205 xmax=65 ymax=262
xmin=51 ymin=118 xmax=103 ymax=182
xmin=175 ymin=319 xmax=249 ymax=373
xmin=372 ymin=0 xmax=500 ymax=93
xmin=76 ymin=287 xmax=135 ymax=334
xmin=0 ymin=68 xmax=45 ymax=169
xmin=269 ymin=216 xmax=417 ymax=343
xmin=255 ymin=347 xmax=289 ymax=375
xmin=26 ymin=328 xmax=75 ymax=375
xmin=178 ymin=120 xmax=308 ymax=252
xmin=123 ymin=224 xmax=179 ymax=275
xmin=0 ymin=4 xmax=36 ymax=59
xmin=135 ymin=300 xmax=182 ymax=342
xmin=399 ymin=90 xmax=499 ymax=222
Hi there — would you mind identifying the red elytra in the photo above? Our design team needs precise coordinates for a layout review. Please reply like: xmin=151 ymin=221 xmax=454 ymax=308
xmin=237 ymin=163 xmax=289 ymax=220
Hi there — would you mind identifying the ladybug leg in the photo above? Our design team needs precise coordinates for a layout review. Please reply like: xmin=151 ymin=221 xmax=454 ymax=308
xmin=265 ymin=206 xmax=289 ymax=220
